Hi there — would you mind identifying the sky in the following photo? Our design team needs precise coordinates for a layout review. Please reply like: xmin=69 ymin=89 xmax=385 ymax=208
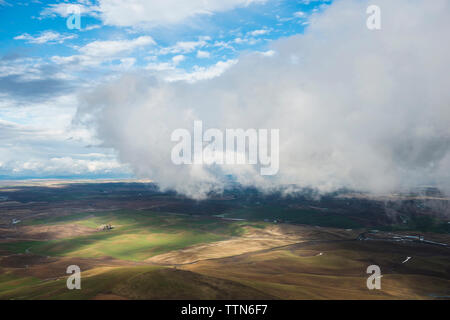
xmin=1 ymin=0 xmax=450 ymax=199
xmin=0 ymin=0 xmax=329 ymax=180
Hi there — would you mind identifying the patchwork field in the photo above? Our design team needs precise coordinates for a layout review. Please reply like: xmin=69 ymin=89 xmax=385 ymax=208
xmin=0 ymin=182 xmax=449 ymax=300
xmin=1 ymin=210 xmax=256 ymax=261
xmin=183 ymin=241 xmax=450 ymax=299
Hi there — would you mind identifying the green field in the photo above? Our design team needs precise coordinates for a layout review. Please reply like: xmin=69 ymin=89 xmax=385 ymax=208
xmin=0 ymin=210 xmax=277 ymax=299
xmin=1 ymin=206 xmax=448 ymax=300
xmin=1 ymin=210 xmax=259 ymax=261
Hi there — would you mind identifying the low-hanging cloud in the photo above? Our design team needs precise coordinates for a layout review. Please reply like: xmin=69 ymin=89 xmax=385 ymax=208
xmin=76 ymin=0 xmax=450 ymax=199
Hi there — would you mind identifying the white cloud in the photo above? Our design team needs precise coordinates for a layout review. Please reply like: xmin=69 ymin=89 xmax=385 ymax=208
xmin=166 ymin=59 xmax=238 ymax=82
xmin=293 ymin=11 xmax=306 ymax=18
xmin=79 ymin=36 xmax=155 ymax=57
xmin=118 ymin=58 xmax=136 ymax=69
xmin=158 ymin=37 xmax=210 ymax=55
xmin=41 ymin=3 xmax=100 ymax=18
xmin=145 ymin=62 xmax=175 ymax=72
xmin=196 ymin=50 xmax=211 ymax=59
xmin=51 ymin=36 xmax=155 ymax=68
xmin=77 ymin=0 xmax=450 ymax=199
xmin=97 ymin=0 xmax=266 ymax=27
xmin=0 ymin=93 xmax=129 ymax=178
xmin=213 ymin=41 xmax=235 ymax=50
xmin=83 ymin=24 xmax=102 ymax=31
xmin=42 ymin=0 xmax=266 ymax=27
xmin=248 ymin=29 xmax=270 ymax=36
xmin=298 ymin=0 xmax=330 ymax=4
xmin=171 ymin=55 xmax=186 ymax=65
xmin=260 ymin=50 xmax=275 ymax=57
xmin=144 ymin=58 xmax=237 ymax=82
xmin=3 ymin=157 xmax=127 ymax=176
xmin=14 ymin=31 xmax=77 ymax=44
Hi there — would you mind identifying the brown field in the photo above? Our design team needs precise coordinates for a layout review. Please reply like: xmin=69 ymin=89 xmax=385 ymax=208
xmin=147 ymin=224 xmax=359 ymax=265
xmin=181 ymin=240 xmax=450 ymax=299
xmin=0 ymin=224 xmax=96 ymax=241
xmin=1 ymin=220 xmax=448 ymax=300
xmin=0 ymin=180 xmax=448 ymax=300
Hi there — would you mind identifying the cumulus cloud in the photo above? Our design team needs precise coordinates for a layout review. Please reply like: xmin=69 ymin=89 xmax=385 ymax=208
xmin=76 ymin=0 xmax=450 ymax=199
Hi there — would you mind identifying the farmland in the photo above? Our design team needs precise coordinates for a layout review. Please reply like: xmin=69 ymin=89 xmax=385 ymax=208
xmin=0 ymin=180 xmax=449 ymax=299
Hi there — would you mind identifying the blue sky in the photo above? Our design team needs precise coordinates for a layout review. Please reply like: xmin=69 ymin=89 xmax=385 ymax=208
xmin=0 ymin=0 xmax=331 ymax=179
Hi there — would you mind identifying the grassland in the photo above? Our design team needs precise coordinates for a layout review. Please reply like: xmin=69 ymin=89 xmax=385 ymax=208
xmin=0 ymin=266 xmax=274 ymax=300
xmin=0 ymin=210 xmax=259 ymax=261
xmin=183 ymin=240 xmax=450 ymax=299
xmin=0 ymin=182 xmax=448 ymax=300
xmin=0 ymin=209 xmax=280 ymax=299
